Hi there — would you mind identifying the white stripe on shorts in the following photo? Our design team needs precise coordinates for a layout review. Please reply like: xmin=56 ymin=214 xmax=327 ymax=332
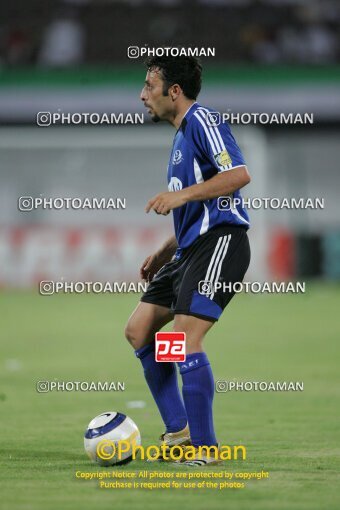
xmin=209 ymin=234 xmax=231 ymax=300
xmin=203 ymin=235 xmax=229 ymax=296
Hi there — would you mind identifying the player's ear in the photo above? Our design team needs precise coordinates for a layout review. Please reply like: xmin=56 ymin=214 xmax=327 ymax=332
xmin=170 ymin=84 xmax=181 ymax=101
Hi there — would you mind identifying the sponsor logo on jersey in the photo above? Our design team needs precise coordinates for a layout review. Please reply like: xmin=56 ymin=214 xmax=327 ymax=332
xmin=172 ymin=149 xmax=183 ymax=165
xmin=168 ymin=176 xmax=183 ymax=192
xmin=214 ymin=149 xmax=232 ymax=168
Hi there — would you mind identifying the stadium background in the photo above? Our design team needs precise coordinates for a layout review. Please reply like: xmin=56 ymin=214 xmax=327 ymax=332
xmin=1 ymin=1 xmax=340 ymax=510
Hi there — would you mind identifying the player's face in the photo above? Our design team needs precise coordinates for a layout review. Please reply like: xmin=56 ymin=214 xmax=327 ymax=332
xmin=140 ymin=69 xmax=173 ymax=123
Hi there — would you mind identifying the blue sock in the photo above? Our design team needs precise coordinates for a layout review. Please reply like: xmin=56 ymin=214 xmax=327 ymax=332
xmin=178 ymin=352 xmax=217 ymax=447
xmin=135 ymin=343 xmax=187 ymax=433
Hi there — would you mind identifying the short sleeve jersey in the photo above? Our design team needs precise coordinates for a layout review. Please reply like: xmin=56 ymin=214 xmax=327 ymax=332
xmin=167 ymin=102 xmax=250 ymax=256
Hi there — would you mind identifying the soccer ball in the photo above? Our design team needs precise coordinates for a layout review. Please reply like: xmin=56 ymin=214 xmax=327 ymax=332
xmin=84 ymin=411 xmax=141 ymax=466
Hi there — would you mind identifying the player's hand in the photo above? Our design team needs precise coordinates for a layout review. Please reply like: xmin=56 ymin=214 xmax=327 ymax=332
xmin=145 ymin=191 xmax=187 ymax=215
xmin=140 ymin=253 xmax=168 ymax=282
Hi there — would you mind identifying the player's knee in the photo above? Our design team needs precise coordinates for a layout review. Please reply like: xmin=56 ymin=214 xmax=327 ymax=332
xmin=124 ymin=320 xmax=143 ymax=349
xmin=124 ymin=321 xmax=136 ymax=345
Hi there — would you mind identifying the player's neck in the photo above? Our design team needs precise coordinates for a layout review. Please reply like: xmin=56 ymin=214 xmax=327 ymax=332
xmin=170 ymin=100 xmax=196 ymax=130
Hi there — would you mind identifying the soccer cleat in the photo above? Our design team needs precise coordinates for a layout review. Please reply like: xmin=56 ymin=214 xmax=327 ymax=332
xmin=147 ymin=424 xmax=191 ymax=462
xmin=175 ymin=444 xmax=224 ymax=467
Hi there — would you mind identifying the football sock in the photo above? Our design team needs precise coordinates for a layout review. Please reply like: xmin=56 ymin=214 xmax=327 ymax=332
xmin=178 ymin=352 xmax=217 ymax=447
xmin=135 ymin=342 xmax=187 ymax=433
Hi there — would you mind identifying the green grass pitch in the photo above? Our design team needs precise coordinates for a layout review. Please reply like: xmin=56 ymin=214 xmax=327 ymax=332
xmin=1 ymin=284 xmax=340 ymax=510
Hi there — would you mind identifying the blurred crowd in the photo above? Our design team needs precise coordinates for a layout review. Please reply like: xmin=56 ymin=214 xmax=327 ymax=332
xmin=0 ymin=0 xmax=339 ymax=67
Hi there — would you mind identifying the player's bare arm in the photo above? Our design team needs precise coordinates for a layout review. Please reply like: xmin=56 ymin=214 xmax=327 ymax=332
xmin=140 ymin=235 xmax=178 ymax=281
xmin=146 ymin=165 xmax=251 ymax=215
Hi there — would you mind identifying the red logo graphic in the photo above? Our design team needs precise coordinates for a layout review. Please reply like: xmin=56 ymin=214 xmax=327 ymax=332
xmin=155 ymin=332 xmax=186 ymax=362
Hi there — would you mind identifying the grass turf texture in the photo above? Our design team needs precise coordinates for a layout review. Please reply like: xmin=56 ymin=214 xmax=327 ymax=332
xmin=1 ymin=284 xmax=340 ymax=510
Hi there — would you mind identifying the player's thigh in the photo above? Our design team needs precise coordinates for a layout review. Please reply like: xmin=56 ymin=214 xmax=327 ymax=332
xmin=125 ymin=301 xmax=173 ymax=350
xmin=173 ymin=314 xmax=214 ymax=354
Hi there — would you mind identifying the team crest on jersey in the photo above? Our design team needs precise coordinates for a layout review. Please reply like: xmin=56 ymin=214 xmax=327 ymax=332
xmin=214 ymin=149 xmax=232 ymax=168
xmin=168 ymin=177 xmax=183 ymax=192
xmin=172 ymin=149 xmax=183 ymax=165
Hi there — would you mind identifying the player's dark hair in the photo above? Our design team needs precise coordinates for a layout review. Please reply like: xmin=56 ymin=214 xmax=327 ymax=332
xmin=144 ymin=55 xmax=202 ymax=100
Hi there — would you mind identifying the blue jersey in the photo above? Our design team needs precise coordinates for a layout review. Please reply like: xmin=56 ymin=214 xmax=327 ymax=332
xmin=167 ymin=102 xmax=250 ymax=257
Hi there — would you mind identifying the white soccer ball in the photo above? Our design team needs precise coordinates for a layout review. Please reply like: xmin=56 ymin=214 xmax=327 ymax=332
xmin=84 ymin=411 xmax=141 ymax=466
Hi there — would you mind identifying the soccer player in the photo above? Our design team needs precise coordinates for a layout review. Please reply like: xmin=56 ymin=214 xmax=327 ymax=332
xmin=125 ymin=56 xmax=251 ymax=466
